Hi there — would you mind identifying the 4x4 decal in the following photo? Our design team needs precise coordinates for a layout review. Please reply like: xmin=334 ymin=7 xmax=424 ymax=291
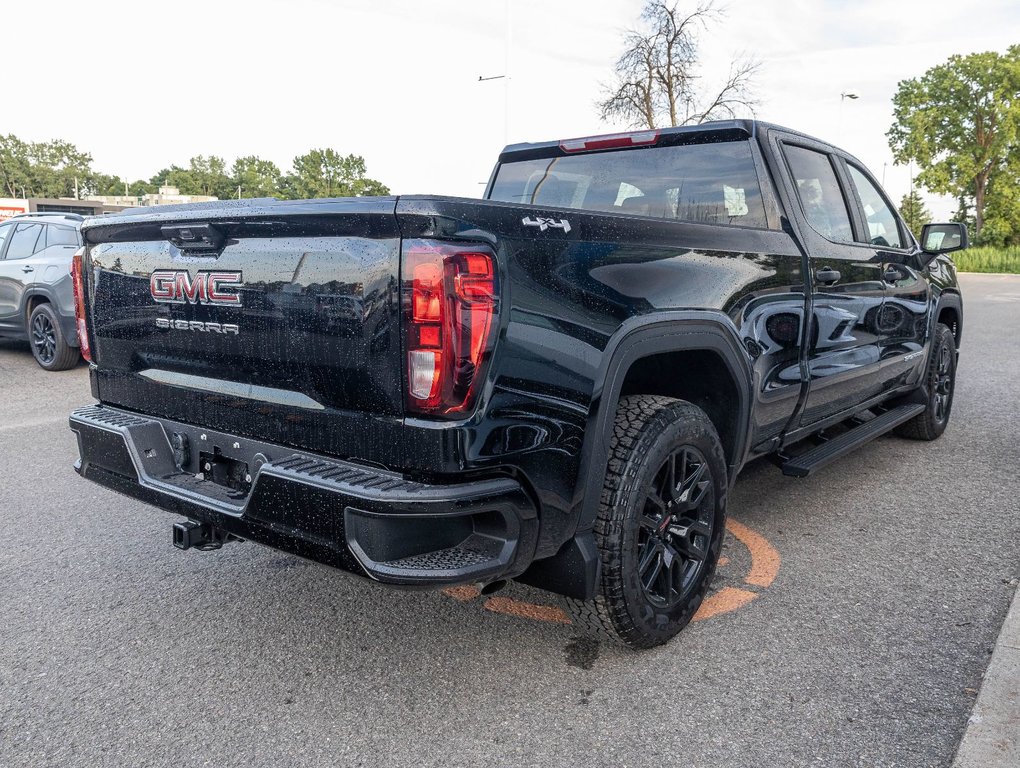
xmin=522 ymin=216 xmax=571 ymax=233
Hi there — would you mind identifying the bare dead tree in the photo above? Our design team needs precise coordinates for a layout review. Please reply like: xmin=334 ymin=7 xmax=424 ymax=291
xmin=599 ymin=31 xmax=660 ymax=130
xmin=682 ymin=55 xmax=761 ymax=125
xmin=598 ymin=1 xmax=760 ymax=129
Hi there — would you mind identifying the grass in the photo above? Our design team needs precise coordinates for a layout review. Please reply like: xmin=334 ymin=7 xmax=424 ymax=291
xmin=952 ymin=246 xmax=1020 ymax=274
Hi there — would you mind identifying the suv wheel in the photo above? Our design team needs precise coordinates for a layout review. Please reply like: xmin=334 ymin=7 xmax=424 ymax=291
xmin=895 ymin=322 xmax=956 ymax=441
xmin=28 ymin=303 xmax=79 ymax=371
xmin=565 ymin=395 xmax=727 ymax=649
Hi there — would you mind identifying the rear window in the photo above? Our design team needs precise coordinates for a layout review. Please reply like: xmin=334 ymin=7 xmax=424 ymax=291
xmin=488 ymin=140 xmax=768 ymax=229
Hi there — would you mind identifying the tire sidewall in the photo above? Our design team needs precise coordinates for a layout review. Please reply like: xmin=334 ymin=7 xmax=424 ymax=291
xmin=614 ymin=404 xmax=728 ymax=645
xmin=925 ymin=324 xmax=956 ymax=435
xmin=28 ymin=303 xmax=67 ymax=370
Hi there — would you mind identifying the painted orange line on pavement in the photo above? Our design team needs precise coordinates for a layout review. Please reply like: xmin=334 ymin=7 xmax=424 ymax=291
xmin=726 ymin=518 xmax=781 ymax=588
xmin=441 ymin=518 xmax=780 ymax=626
xmin=483 ymin=596 xmax=572 ymax=624
xmin=442 ymin=585 xmax=481 ymax=602
xmin=691 ymin=586 xmax=758 ymax=622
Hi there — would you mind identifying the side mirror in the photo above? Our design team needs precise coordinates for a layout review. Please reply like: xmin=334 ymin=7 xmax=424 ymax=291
xmin=920 ymin=222 xmax=968 ymax=255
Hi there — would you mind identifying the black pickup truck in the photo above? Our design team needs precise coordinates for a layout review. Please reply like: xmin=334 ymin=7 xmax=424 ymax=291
xmin=69 ymin=120 xmax=966 ymax=648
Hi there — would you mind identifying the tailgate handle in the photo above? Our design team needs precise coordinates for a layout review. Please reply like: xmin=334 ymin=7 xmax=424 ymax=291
xmin=161 ymin=223 xmax=225 ymax=253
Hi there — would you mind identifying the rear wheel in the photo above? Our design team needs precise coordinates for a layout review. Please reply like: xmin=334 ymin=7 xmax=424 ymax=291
xmin=566 ymin=395 xmax=727 ymax=649
xmin=895 ymin=322 xmax=956 ymax=441
xmin=28 ymin=303 xmax=79 ymax=371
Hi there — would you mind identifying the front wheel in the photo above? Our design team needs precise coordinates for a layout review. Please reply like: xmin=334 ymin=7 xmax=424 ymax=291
xmin=566 ymin=395 xmax=727 ymax=649
xmin=895 ymin=322 xmax=956 ymax=441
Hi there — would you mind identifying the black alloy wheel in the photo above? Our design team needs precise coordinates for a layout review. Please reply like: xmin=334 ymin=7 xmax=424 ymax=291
xmin=27 ymin=303 xmax=80 ymax=371
xmin=895 ymin=322 xmax=956 ymax=441
xmin=31 ymin=310 xmax=58 ymax=366
xmin=565 ymin=395 xmax=727 ymax=649
xmin=933 ymin=342 xmax=953 ymax=424
xmin=637 ymin=446 xmax=715 ymax=609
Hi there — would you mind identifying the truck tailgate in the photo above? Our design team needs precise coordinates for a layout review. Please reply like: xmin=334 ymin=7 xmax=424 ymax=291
xmin=81 ymin=198 xmax=403 ymax=457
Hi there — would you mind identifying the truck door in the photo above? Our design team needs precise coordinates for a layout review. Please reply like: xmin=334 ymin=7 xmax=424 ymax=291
xmin=841 ymin=161 xmax=931 ymax=391
xmin=778 ymin=140 xmax=888 ymax=427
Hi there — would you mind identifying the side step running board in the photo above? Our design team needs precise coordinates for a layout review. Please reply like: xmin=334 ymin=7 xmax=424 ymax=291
xmin=781 ymin=404 xmax=926 ymax=478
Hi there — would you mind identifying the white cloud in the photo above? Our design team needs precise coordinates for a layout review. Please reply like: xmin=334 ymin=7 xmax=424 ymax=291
xmin=4 ymin=0 xmax=1016 ymax=219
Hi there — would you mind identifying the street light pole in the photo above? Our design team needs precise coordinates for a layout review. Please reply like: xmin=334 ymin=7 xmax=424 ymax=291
xmin=478 ymin=0 xmax=512 ymax=147
xmin=837 ymin=91 xmax=860 ymax=142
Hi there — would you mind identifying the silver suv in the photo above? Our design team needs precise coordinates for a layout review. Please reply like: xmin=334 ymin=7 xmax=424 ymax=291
xmin=0 ymin=212 xmax=84 ymax=370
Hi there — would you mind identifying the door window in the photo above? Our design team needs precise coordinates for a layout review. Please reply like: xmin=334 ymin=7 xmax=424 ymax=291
xmin=847 ymin=165 xmax=903 ymax=248
xmin=5 ymin=222 xmax=44 ymax=259
xmin=45 ymin=224 xmax=80 ymax=247
xmin=783 ymin=145 xmax=854 ymax=243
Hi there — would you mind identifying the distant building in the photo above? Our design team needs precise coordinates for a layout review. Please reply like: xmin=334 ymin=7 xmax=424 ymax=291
xmin=0 ymin=197 xmax=124 ymax=221
xmin=87 ymin=185 xmax=218 ymax=208
xmin=0 ymin=185 xmax=217 ymax=223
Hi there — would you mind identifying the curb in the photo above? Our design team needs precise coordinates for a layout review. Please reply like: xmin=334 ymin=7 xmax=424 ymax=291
xmin=952 ymin=581 xmax=1020 ymax=767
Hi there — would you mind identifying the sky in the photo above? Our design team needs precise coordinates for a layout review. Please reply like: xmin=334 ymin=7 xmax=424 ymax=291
xmin=3 ymin=0 xmax=1018 ymax=218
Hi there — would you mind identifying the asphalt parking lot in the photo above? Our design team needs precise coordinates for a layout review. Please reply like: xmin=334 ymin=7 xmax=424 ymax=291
xmin=1 ymin=273 xmax=1018 ymax=768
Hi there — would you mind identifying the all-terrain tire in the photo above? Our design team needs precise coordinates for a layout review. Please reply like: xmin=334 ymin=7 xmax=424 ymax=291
xmin=894 ymin=323 xmax=956 ymax=441
xmin=565 ymin=395 xmax=727 ymax=649
xmin=28 ymin=302 xmax=80 ymax=371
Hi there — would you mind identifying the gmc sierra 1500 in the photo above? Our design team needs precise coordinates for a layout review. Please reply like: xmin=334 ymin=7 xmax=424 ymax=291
xmin=69 ymin=120 xmax=966 ymax=648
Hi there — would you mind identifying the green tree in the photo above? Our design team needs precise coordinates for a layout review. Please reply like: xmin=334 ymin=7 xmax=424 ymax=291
xmin=898 ymin=190 xmax=932 ymax=235
xmin=888 ymin=46 xmax=1020 ymax=242
xmin=282 ymin=149 xmax=389 ymax=198
xmin=86 ymin=172 xmax=127 ymax=196
xmin=150 ymin=156 xmax=233 ymax=198
xmin=0 ymin=134 xmax=33 ymax=198
xmin=149 ymin=165 xmax=182 ymax=189
xmin=83 ymin=174 xmax=155 ymax=198
xmin=231 ymin=155 xmax=281 ymax=198
xmin=34 ymin=139 xmax=93 ymax=198
xmin=599 ymin=1 xmax=759 ymax=129
xmin=981 ymin=152 xmax=1020 ymax=246
xmin=0 ymin=135 xmax=93 ymax=198
xmin=127 ymin=179 xmax=157 ymax=197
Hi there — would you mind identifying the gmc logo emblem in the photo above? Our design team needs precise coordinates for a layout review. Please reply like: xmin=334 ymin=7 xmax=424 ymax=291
xmin=150 ymin=270 xmax=243 ymax=306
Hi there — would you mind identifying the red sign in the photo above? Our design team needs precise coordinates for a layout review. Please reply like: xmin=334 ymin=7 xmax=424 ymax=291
xmin=0 ymin=205 xmax=28 ymax=222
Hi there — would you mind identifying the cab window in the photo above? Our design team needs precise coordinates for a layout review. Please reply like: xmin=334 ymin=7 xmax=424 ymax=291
xmin=847 ymin=165 xmax=904 ymax=248
xmin=783 ymin=144 xmax=854 ymax=243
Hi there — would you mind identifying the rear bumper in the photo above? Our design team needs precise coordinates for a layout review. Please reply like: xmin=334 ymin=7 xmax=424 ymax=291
xmin=69 ymin=405 xmax=538 ymax=586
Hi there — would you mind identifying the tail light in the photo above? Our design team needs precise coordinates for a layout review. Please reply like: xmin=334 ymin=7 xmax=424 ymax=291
xmin=402 ymin=240 xmax=499 ymax=416
xmin=70 ymin=247 xmax=92 ymax=362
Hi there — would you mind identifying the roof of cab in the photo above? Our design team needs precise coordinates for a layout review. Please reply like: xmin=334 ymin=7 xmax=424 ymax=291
xmin=497 ymin=119 xmax=845 ymax=163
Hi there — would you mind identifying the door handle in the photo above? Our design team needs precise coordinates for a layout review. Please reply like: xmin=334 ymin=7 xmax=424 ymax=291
xmin=883 ymin=266 xmax=902 ymax=283
xmin=21 ymin=266 xmax=34 ymax=273
xmin=815 ymin=266 xmax=841 ymax=285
